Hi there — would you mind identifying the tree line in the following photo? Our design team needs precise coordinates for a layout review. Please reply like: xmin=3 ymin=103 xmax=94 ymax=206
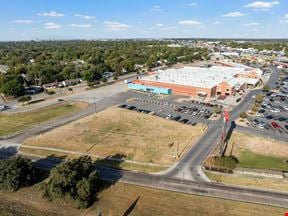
xmin=0 ymin=40 xmax=210 ymax=97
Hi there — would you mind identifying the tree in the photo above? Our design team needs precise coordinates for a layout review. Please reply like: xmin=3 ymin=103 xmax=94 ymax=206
xmin=0 ymin=156 xmax=35 ymax=192
xmin=83 ymin=70 xmax=102 ymax=83
xmin=263 ymin=85 xmax=270 ymax=92
xmin=1 ymin=76 xmax=25 ymax=97
xmin=167 ymin=54 xmax=177 ymax=64
xmin=41 ymin=156 xmax=99 ymax=208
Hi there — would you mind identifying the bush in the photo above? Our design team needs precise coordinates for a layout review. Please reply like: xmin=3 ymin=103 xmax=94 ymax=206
xmin=113 ymin=75 xmax=118 ymax=80
xmin=255 ymin=95 xmax=263 ymax=104
xmin=17 ymin=95 xmax=32 ymax=103
xmin=252 ymin=105 xmax=260 ymax=112
xmin=240 ymin=112 xmax=247 ymax=119
xmin=214 ymin=107 xmax=222 ymax=114
xmin=0 ymin=156 xmax=36 ymax=192
xmin=263 ymin=85 xmax=270 ymax=92
xmin=68 ymin=87 xmax=73 ymax=91
xmin=46 ymin=90 xmax=55 ymax=95
xmin=101 ymin=77 xmax=108 ymax=83
xmin=40 ymin=156 xmax=99 ymax=208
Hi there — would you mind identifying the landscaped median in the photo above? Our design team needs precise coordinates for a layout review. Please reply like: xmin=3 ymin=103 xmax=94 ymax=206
xmin=204 ymin=131 xmax=288 ymax=191
xmin=0 ymin=101 xmax=89 ymax=137
xmin=20 ymin=107 xmax=205 ymax=172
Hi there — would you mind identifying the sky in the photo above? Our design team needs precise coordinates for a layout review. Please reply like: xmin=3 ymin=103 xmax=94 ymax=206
xmin=1 ymin=0 xmax=288 ymax=41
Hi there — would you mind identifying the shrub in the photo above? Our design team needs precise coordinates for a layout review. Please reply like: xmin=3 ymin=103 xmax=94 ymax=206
xmin=214 ymin=107 xmax=222 ymax=114
xmin=101 ymin=77 xmax=108 ymax=83
xmin=113 ymin=75 xmax=118 ymax=80
xmin=255 ymin=95 xmax=263 ymax=104
xmin=240 ymin=112 xmax=247 ymax=119
xmin=262 ymin=85 xmax=270 ymax=92
xmin=17 ymin=95 xmax=32 ymax=104
xmin=252 ymin=105 xmax=260 ymax=112
xmin=46 ymin=90 xmax=55 ymax=95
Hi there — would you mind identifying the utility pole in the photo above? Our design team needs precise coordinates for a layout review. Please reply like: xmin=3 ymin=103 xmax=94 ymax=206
xmin=94 ymin=96 xmax=97 ymax=113
xmin=177 ymin=134 xmax=180 ymax=159
xmin=219 ymin=110 xmax=230 ymax=157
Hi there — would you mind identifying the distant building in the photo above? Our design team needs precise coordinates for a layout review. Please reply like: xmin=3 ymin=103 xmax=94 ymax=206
xmin=59 ymin=78 xmax=83 ymax=87
xmin=43 ymin=78 xmax=82 ymax=90
xmin=130 ymin=62 xmax=262 ymax=98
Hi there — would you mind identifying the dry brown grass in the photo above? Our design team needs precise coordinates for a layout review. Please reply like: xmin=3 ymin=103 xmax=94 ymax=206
xmin=225 ymin=131 xmax=288 ymax=158
xmin=23 ymin=107 xmax=204 ymax=164
xmin=206 ymin=171 xmax=288 ymax=192
xmin=0 ymin=182 xmax=286 ymax=216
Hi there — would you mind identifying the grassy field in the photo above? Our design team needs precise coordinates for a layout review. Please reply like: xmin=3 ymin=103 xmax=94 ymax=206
xmin=206 ymin=171 xmax=288 ymax=192
xmin=0 ymin=102 xmax=88 ymax=137
xmin=22 ymin=107 xmax=205 ymax=165
xmin=238 ymin=150 xmax=288 ymax=171
xmin=224 ymin=131 xmax=288 ymax=171
xmin=0 ymin=182 xmax=286 ymax=216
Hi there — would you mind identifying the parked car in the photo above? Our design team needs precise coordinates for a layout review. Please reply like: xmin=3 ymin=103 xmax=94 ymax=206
xmin=119 ymin=104 xmax=127 ymax=108
xmin=278 ymin=117 xmax=287 ymax=122
xmin=271 ymin=121 xmax=281 ymax=129
xmin=180 ymin=119 xmax=189 ymax=124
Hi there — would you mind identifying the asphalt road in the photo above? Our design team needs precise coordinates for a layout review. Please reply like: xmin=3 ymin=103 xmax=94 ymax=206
xmin=16 ymin=154 xmax=288 ymax=209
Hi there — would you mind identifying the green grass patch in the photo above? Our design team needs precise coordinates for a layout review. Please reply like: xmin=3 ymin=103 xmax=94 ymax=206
xmin=238 ymin=150 xmax=288 ymax=171
xmin=214 ymin=156 xmax=238 ymax=170
xmin=0 ymin=102 xmax=86 ymax=137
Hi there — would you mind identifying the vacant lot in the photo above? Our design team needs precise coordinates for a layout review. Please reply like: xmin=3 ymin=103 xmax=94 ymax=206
xmin=0 ymin=102 xmax=88 ymax=137
xmin=0 ymin=182 xmax=286 ymax=216
xmin=23 ymin=107 xmax=204 ymax=165
xmin=225 ymin=131 xmax=288 ymax=171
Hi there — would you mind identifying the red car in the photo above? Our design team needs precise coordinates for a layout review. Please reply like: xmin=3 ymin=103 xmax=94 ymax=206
xmin=271 ymin=121 xmax=281 ymax=129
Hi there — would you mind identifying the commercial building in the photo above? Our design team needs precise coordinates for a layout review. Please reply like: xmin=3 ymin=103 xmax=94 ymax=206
xmin=130 ymin=63 xmax=262 ymax=99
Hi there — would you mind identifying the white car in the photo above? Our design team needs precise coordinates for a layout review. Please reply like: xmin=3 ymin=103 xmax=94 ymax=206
xmin=256 ymin=112 xmax=263 ymax=117
xmin=271 ymin=109 xmax=280 ymax=113
xmin=200 ymin=108 xmax=206 ymax=113
xmin=283 ymin=106 xmax=288 ymax=111
xmin=166 ymin=114 xmax=172 ymax=119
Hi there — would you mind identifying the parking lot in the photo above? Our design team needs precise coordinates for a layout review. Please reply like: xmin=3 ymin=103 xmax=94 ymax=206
xmin=119 ymin=92 xmax=223 ymax=126
xmin=246 ymin=70 xmax=288 ymax=136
